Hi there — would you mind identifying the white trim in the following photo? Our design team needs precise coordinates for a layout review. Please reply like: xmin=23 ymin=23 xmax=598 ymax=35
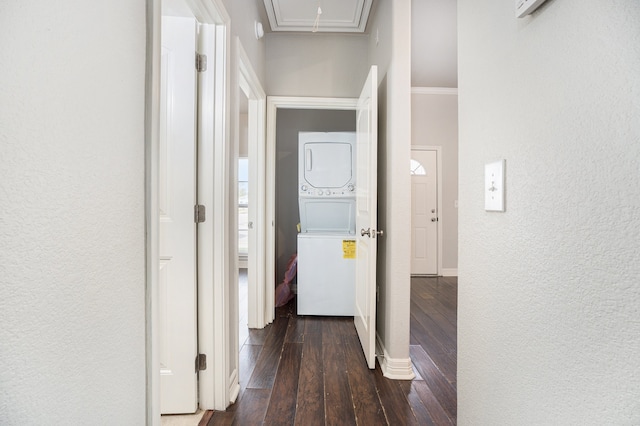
xmin=145 ymin=1 xmax=161 ymax=424
xmin=264 ymin=0 xmax=373 ymax=33
xmin=376 ymin=333 xmax=415 ymax=380
xmin=265 ymin=96 xmax=358 ymax=325
xmin=211 ymin=17 xmax=231 ymax=412
xmin=237 ymin=40 xmax=267 ymax=330
xmin=411 ymin=145 xmax=443 ymax=276
xmin=411 ymin=87 xmax=458 ymax=96
xmin=191 ymin=2 xmax=230 ymax=411
xmin=441 ymin=268 xmax=458 ymax=277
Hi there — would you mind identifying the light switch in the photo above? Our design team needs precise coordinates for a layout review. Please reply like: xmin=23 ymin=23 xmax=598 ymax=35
xmin=485 ymin=160 xmax=505 ymax=212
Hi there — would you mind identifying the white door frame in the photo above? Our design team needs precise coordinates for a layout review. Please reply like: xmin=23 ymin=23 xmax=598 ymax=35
xmin=225 ymin=38 xmax=267 ymax=404
xmin=265 ymin=97 xmax=357 ymax=323
xmin=410 ymin=145 xmax=443 ymax=276
xmin=146 ymin=0 xmax=231 ymax=422
xmin=236 ymin=41 xmax=267 ymax=330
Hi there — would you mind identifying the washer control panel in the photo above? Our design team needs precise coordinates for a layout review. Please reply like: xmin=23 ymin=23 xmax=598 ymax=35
xmin=300 ymin=183 xmax=355 ymax=197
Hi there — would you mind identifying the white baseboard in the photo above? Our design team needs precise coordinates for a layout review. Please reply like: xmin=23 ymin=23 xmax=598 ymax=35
xmin=441 ymin=268 xmax=458 ymax=277
xmin=228 ymin=368 xmax=240 ymax=404
xmin=375 ymin=334 xmax=415 ymax=380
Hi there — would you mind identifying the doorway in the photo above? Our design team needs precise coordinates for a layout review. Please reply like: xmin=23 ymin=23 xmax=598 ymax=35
xmin=265 ymin=97 xmax=359 ymax=325
xmin=265 ymin=65 xmax=381 ymax=370
xmin=273 ymin=109 xmax=356 ymax=289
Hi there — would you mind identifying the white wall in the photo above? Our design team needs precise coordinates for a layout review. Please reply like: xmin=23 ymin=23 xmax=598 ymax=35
xmin=411 ymin=0 xmax=457 ymax=88
xmin=0 ymin=1 xmax=146 ymax=424
xmin=266 ymin=34 xmax=369 ymax=97
xmin=222 ymin=0 xmax=267 ymax=84
xmin=367 ymin=0 xmax=413 ymax=368
xmin=458 ymin=0 xmax=640 ymax=423
xmin=411 ymin=90 xmax=458 ymax=272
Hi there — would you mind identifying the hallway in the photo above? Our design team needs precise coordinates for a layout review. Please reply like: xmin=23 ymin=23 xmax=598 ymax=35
xmin=202 ymin=276 xmax=457 ymax=425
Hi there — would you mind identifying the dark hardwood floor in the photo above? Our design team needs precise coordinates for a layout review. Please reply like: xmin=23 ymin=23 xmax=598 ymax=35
xmin=200 ymin=276 xmax=457 ymax=426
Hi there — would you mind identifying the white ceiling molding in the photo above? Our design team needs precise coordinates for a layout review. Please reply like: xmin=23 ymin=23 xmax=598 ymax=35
xmin=263 ymin=0 xmax=373 ymax=33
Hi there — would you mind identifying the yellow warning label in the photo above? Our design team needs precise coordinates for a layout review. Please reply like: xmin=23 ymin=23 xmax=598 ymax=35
xmin=342 ymin=240 xmax=356 ymax=259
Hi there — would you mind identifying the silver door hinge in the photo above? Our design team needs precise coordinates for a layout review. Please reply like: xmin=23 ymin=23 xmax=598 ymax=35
xmin=196 ymin=53 xmax=207 ymax=72
xmin=195 ymin=205 xmax=206 ymax=223
xmin=196 ymin=354 xmax=207 ymax=372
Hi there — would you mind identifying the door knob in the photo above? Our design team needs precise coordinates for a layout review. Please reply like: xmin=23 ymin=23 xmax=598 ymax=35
xmin=431 ymin=218 xmax=438 ymax=222
xmin=360 ymin=228 xmax=371 ymax=237
xmin=373 ymin=229 xmax=384 ymax=238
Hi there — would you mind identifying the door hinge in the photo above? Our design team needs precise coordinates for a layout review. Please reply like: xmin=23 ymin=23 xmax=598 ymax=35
xmin=196 ymin=353 xmax=207 ymax=372
xmin=195 ymin=204 xmax=206 ymax=223
xmin=196 ymin=53 xmax=207 ymax=72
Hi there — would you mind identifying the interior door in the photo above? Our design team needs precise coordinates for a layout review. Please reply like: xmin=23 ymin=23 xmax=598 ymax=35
xmin=159 ymin=15 xmax=198 ymax=414
xmin=354 ymin=65 xmax=378 ymax=369
xmin=410 ymin=149 xmax=438 ymax=275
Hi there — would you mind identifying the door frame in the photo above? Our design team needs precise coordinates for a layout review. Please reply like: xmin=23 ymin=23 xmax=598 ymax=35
xmin=236 ymin=40 xmax=267 ymax=330
xmin=226 ymin=37 xmax=267 ymax=404
xmin=410 ymin=145 xmax=443 ymax=276
xmin=265 ymin=96 xmax=358 ymax=323
xmin=146 ymin=0 xmax=231 ymax=422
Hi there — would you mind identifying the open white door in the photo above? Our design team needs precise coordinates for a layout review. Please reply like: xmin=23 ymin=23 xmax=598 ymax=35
xmin=354 ymin=66 xmax=378 ymax=369
xmin=159 ymin=16 xmax=198 ymax=414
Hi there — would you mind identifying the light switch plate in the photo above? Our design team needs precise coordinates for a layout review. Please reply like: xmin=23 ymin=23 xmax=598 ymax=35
xmin=485 ymin=160 xmax=505 ymax=212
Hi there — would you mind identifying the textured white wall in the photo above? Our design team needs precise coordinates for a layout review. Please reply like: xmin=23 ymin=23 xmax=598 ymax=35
xmin=458 ymin=0 xmax=640 ymax=423
xmin=0 ymin=1 xmax=147 ymax=424
xmin=222 ymin=0 xmax=267 ymax=84
xmin=411 ymin=91 xmax=459 ymax=271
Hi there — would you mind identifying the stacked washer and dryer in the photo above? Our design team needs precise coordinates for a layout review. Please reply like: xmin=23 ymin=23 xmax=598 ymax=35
xmin=297 ymin=132 xmax=357 ymax=316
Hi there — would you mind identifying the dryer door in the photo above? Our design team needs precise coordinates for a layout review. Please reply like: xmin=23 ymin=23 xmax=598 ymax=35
xmin=302 ymin=142 xmax=353 ymax=188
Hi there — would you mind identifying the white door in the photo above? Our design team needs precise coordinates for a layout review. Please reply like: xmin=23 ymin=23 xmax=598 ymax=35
xmin=159 ymin=15 xmax=198 ymax=414
xmin=354 ymin=66 xmax=378 ymax=369
xmin=410 ymin=150 xmax=438 ymax=275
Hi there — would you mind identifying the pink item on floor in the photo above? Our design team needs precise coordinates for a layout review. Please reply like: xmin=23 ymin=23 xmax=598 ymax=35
xmin=275 ymin=253 xmax=297 ymax=307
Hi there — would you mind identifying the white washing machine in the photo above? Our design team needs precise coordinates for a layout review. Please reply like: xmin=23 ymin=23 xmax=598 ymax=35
xmin=297 ymin=233 xmax=355 ymax=316
xmin=297 ymin=131 xmax=357 ymax=316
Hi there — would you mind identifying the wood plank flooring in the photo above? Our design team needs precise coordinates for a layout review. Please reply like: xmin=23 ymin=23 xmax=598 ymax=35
xmin=203 ymin=276 xmax=457 ymax=426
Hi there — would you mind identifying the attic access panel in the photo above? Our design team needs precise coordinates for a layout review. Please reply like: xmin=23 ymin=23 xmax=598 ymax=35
xmin=263 ymin=0 xmax=373 ymax=33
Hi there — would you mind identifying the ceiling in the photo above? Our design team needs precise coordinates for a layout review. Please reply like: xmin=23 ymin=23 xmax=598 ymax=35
xmin=259 ymin=0 xmax=457 ymax=88
xmin=262 ymin=0 xmax=373 ymax=33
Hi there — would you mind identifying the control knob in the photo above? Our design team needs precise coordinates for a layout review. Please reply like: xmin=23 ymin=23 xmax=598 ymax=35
xmin=301 ymin=184 xmax=308 ymax=192
xmin=318 ymin=189 xmax=323 ymax=195
xmin=347 ymin=183 xmax=355 ymax=192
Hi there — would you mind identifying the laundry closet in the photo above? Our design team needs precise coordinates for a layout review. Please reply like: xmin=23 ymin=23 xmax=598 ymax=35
xmin=275 ymin=108 xmax=356 ymax=316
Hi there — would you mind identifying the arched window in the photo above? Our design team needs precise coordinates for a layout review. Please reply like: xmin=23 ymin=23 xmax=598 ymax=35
xmin=411 ymin=159 xmax=426 ymax=175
